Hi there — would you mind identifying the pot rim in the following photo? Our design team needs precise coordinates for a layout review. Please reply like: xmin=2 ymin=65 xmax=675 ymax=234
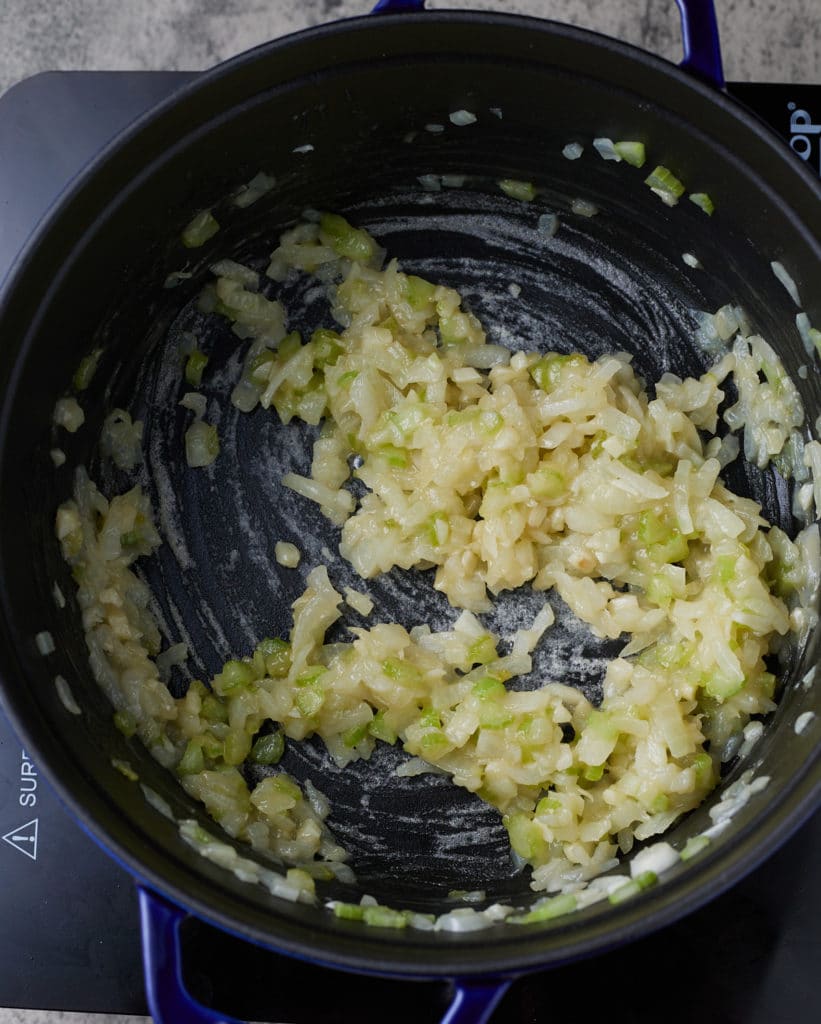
xmin=0 ymin=7 xmax=819 ymax=977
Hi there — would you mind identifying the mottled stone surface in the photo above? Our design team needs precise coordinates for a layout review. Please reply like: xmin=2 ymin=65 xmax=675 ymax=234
xmin=0 ymin=1 xmax=818 ymax=1022
xmin=0 ymin=0 xmax=818 ymax=98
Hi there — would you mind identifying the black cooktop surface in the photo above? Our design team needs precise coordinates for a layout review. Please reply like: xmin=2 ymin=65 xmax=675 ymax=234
xmin=0 ymin=70 xmax=819 ymax=1023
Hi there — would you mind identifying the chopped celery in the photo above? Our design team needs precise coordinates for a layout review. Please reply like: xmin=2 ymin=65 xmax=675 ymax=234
xmin=369 ymin=710 xmax=398 ymax=744
xmin=419 ymin=708 xmax=442 ymax=730
xmin=530 ymin=353 xmax=585 ymax=391
xmin=333 ymin=901 xmax=365 ymax=921
xmin=200 ymin=733 xmax=224 ymax=759
xmin=646 ymin=574 xmax=674 ymax=608
xmin=114 ymin=710 xmax=137 ymax=738
xmin=637 ymin=510 xmax=667 ymax=545
xmin=269 ymin=774 xmax=302 ymax=802
xmin=382 ymin=658 xmax=423 ymax=686
xmin=362 ymin=905 xmax=408 ymax=929
xmin=295 ymin=669 xmax=326 ymax=716
xmin=529 ymin=466 xmax=565 ymax=500
xmin=498 ymin=179 xmax=537 ymax=202
xmin=468 ymin=635 xmax=498 ymax=666
xmin=185 ymin=349 xmax=209 ymax=387
xmin=689 ymin=192 xmax=714 ymax=216
xmin=583 ymin=763 xmax=605 ymax=781
xmin=112 ymin=758 xmax=139 ymax=782
xmin=472 ymin=676 xmax=507 ymax=701
xmin=319 ymin=213 xmax=377 ymax=263
xmin=177 ymin=738 xmax=205 ymax=776
xmin=680 ymin=835 xmax=710 ymax=861
xmin=691 ymin=752 xmax=715 ymax=789
xmin=251 ymin=731 xmax=285 ymax=765
xmin=614 ymin=141 xmax=646 ymax=167
xmin=212 ymin=659 xmax=256 ymax=696
xmin=535 ymin=795 xmax=562 ymax=815
xmin=255 ymin=637 xmax=291 ymax=678
xmin=644 ymin=165 xmax=685 ymax=206
xmin=201 ymin=694 xmax=229 ymax=723
xmin=608 ymin=871 xmax=657 ymax=905
xmin=342 ymin=721 xmax=370 ymax=747
xmin=650 ymin=793 xmax=670 ymax=813
xmin=311 ymin=328 xmax=344 ymax=367
xmin=405 ymin=275 xmax=436 ymax=310
xmin=510 ymin=893 xmax=577 ymax=924
xmin=424 ymin=511 xmax=450 ymax=547
xmin=223 ymin=728 xmax=252 ymax=765
xmin=73 ymin=349 xmax=102 ymax=391
xmin=337 ymin=370 xmax=359 ymax=389
xmin=504 ymin=812 xmax=547 ymax=861
xmin=210 ymin=659 xmax=252 ymax=700
xmin=376 ymin=444 xmax=408 ymax=468
xmin=716 ymin=554 xmax=737 ymax=583
xmin=703 ymin=671 xmax=745 ymax=700
xmin=182 ymin=210 xmax=220 ymax=248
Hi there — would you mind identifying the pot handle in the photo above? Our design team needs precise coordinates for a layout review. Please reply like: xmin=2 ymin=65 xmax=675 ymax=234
xmin=371 ymin=0 xmax=724 ymax=89
xmin=139 ymin=886 xmax=513 ymax=1024
xmin=139 ymin=886 xmax=245 ymax=1024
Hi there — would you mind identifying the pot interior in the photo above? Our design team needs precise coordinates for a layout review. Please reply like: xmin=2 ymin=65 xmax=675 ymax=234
xmin=0 ymin=13 xmax=819 ymax=973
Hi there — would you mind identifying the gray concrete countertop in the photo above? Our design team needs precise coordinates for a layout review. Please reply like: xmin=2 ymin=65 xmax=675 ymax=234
xmin=0 ymin=2 xmax=818 ymax=1023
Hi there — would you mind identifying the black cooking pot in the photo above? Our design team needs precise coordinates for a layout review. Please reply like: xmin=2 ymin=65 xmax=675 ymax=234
xmin=0 ymin=2 xmax=820 ymax=1022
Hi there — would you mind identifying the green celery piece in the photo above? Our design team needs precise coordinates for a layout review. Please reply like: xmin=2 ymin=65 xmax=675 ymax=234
xmin=200 ymin=694 xmax=229 ymax=723
xmin=472 ymin=676 xmax=506 ymax=701
xmin=650 ymin=793 xmax=670 ymax=813
xmin=362 ymin=905 xmax=408 ymax=929
xmin=251 ymin=731 xmax=285 ymax=765
xmin=530 ymin=353 xmax=584 ymax=391
xmin=510 ymin=893 xmax=577 ymax=924
xmin=498 ymin=179 xmax=537 ymax=202
xmin=185 ymin=349 xmax=209 ymax=387
xmin=333 ymin=901 xmax=365 ymax=921
xmin=377 ymin=444 xmax=408 ymax=468
xmin=382 ymin=658 xmax=423 ymax=686
xmin=530 ymin=466 xmax=565 ymax=500
xmin=269 ymin=774 xmax=302 ymax=802
xmin=638 ymin=510 xmax=667 ymax=545
xmin=504 ymin=812 xmax=547 ymax=861
xmin=689 ymin=192 xmax=714 ymax=215
xmin=369 ymin=711 xmax=398 ymax=745
xmin=342 ymin=721 xmax=371 ymax=747
xmin=691 ymin=752 xmax=715 ymax=789
xmin=613 ymin=141 xmax=646 ymax=167
xmin=182 ymin=209 xmax=220 ymax=248
xmin=177 ymin=738 xmax=205 ymax=776
xmin=646 ymin=574 xmax=674 ymax=608
xmin=424 ymin=511 xmax=450 ymax=547
xmin=716 ymin=554 xmax=737 ymax=583
xmin=583 ymin=763 xmax=605 ymax=781
xmin=535 ymin=795 xmax=562 ymax=815
xmin=405 ymin=275 xmax=436 ymax=310
xmin=479 ymin=704 xmax=514 ymax=729
xmin=223 ymin=729 xmax=252 ymax=766
xmin=644 ymin=165 xmax=685 ymax=206
xmin=113 ymin=710 xmax=137 ymax=738
xmin=337 ymin=369 xmax=359 ymax=389
xmin=311 ymin=328 xmax=344 ymax=367
xmin=468 ymin=635 xmax=498 ymax=665
xmin=212 ymin=659 xmax=256 ymax=696
xmin=680 ymin=835 xmax=710 ymax=861
xmin=608 ymin=871 xmax=657 ymax=905
xmin=703 ymin=670 xmax=744 ymax=700
xmin=295 ymin=671 xmax=326 ymax=717
xmin=73 ymin=349 xmax=102 ymax=391
xmin=320 ymin=213 xmax=377 ymax=263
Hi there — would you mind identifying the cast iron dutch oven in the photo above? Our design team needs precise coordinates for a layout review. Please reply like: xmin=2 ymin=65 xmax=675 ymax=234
xmin=0 ymin=1 xmax=820 ymax=1021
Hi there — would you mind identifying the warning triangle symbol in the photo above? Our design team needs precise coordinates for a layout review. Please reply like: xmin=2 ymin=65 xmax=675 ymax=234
xmin=2 ymin=818 xmax=38 ymax=861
